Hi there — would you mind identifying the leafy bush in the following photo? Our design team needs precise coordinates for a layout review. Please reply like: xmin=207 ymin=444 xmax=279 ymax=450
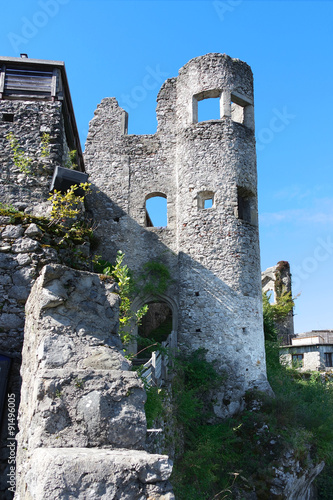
xmin=170 ymin=338 xmax=333 ymax=499
xmin=145 ymin=386 xmax=166 ymax=428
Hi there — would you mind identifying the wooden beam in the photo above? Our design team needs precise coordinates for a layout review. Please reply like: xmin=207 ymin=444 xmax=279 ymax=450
xmin=51 ymin=68 xmax=58 ymax=98
xmin=0 ymin=65 xmax=6 ymax=99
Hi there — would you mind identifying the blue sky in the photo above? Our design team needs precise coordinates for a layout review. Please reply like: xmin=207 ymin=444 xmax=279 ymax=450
xmin=2 ymin=0 xmax=333 ymax=334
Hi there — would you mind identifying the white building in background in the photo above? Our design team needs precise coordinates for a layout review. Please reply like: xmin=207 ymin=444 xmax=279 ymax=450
xmin=280 ymin=330 xmax=333 ymax=371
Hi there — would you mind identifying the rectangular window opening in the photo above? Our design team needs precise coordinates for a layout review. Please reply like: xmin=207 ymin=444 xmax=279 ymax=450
xmin=2 ymin=113 xmax=14 ymax=122
xmin=325 ymin=353 xmax=333 ymax=368
xmin=230 ymin=92 xmax=253 ymax=128
xmin=198 ymin=97 xmax=220 ymax=122
xmin=237 ymin=187 xmax=256 ymax=224
xmin=292 ymin=354 xmax=304 ymax=368
xmin=198 ymin=191 xmax=215 ymax=210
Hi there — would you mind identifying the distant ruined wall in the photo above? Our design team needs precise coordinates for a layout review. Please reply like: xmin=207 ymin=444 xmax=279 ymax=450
xmin=262 ymin=261 xmax=294 ymax=343
xmin=14 ymin=264 xmax=174 ymax=500
xmin=85 ymin=53 xmax=270 ymax=417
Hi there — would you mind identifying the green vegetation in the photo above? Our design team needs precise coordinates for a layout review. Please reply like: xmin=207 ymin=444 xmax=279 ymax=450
xmin=47 ymin=182 xmax=91 ymax=225
xmin=93 ymin=251 xmax=148 ymax=345
xmin=40 ymin=132 xmax=51 ymax=159
xmin=6 ymin=132 xmax=53 ymax=173
xmin=93 ymin=254 xmax=173 ymax=350
xmin=143 ymin=295 xmax=333 ymax=499
xmin=262 ymin=289 xmax=294 ymax=341
xmin=6 ymin=132 xmax=33 ymax=174
xmin=64 ymin=149 xmax=78 ymax=170
xmin=145 ymin=386 xmax=166 ymax=428
xmin=135 ymin=259 xmax=173 ymax=298
xmin=0 ymin=201 xmax=95 ymax=271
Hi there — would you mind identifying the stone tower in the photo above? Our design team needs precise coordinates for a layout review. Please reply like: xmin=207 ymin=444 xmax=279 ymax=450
xmin=85 ymin=53 xmax=270 ymax=415
xmin=0 ymin=55 xmax=84 ymax=216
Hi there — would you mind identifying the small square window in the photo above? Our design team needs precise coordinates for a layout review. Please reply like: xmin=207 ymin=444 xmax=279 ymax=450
xmin=198 ymin=97 xmax=220 ymax=122
xmin=197 ymin=190 xmax=215 ymax=210
xmin=2 ymin=113 xmax=14 ymax=122
xmin=192 ymin=89 xmax=221 ymax=124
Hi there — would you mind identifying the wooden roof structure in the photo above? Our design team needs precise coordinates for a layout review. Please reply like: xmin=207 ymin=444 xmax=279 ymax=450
xmin=0 ymin=56 xmax=84 ymax=172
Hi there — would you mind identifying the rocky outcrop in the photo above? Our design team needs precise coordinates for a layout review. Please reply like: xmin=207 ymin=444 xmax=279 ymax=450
xmin=14 ymin=264 xmax=174 ymax=499
xmin=20 ymin=449 xmax=174 ymax=500
xmin=270 ymin=450 xmax=324 ymax=500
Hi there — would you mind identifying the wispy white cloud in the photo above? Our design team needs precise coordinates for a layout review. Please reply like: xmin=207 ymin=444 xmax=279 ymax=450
xmin=260 ymin=198 xmax=333 ymax=226
xmin=273 ymin=184 xmax=330 ymax=202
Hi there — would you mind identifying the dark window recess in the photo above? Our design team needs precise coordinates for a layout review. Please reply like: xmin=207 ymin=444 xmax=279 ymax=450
xmin=292 ymin=354 xmax=303 ymax=367
xmin=136 ymin=302 xmax=172 ymax=361
xmin=325 ymin=353 xmax=333 ymax=367
xmin=237 ymin=187 xmax=255 ymax=224
xmin=238 ymin=194 xmax=251 ymax=222
xmin=2 ymin=113 xmax=14 ymax=122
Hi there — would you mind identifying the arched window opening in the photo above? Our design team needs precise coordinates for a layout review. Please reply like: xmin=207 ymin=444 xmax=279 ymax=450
xmin=145 ymin=193 xmax=167 ymax=227
xmin=136 ymin=302 xmax=173 ymax=361
xmin=267 ymin=289 xmax=275 ymax=304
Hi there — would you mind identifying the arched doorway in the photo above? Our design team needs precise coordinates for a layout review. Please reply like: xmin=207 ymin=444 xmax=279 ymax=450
xmin=136 ymin=301 xmax=173 ymax=359
xmin=129 ymin=294 xmax=178 ymax=363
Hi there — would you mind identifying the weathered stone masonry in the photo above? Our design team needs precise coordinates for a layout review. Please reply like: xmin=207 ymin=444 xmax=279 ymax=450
xmin=14 ymin=264 xmax=173 ymax=500
xmin=85 ymin=53 xmax=270 ymax=417
xmin=0 ymin=55 xmax=174 ymax=500
xmin=0 ymin=53 xmax=272 ymax=498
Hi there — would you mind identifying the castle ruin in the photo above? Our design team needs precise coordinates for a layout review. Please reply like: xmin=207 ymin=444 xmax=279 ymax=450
xmin=0 ymin=53 xmax=271 ymax=498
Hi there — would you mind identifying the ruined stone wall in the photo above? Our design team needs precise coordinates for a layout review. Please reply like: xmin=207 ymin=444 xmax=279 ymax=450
xmin=14 ymin=264 xmax=174 ymax=500
xmin=0 ymin=219 xmax=61 ymax=498
xmin=0 ymin=209 xmax=92 ymax=498
xmin=85 ymin=53 xmax=270 ymax=416
xmin=262 ymin=261 xmax=294 ymax=343
xmin=0 ymin=101 xmax=69 ymax=216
